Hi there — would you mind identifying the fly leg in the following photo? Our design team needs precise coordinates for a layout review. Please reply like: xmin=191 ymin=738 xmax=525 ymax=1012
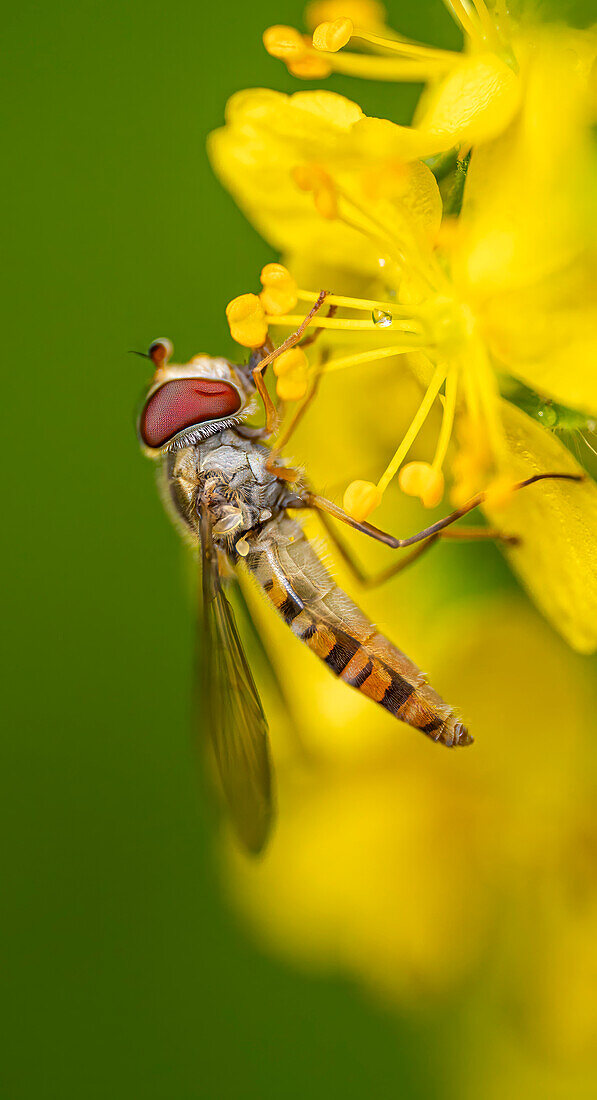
xmin=251 ymin=290 xmax=329 ymax=438
xmin=300 ymin=471 xmax=583 ymax=555
xmin=312 ymin=504 xmax=440 ymax=587
xmin=309 ymin=503 xmax=518 ymax=588
xmin=265 ymin=340 xmax=334 ymax=477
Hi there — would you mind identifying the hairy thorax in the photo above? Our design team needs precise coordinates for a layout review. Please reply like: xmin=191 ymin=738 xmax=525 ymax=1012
xmin=159 ymin=429 xmax=292 ymax=545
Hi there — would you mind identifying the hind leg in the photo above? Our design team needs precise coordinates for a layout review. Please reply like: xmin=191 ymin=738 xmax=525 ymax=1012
xmin=311 ymin=506 xmax=515 ymax=589
xmin=301 ymin=472 xmax=582 ymax=553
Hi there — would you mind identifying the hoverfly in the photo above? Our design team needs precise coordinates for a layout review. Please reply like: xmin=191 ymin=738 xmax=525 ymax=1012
xmin=138 ymin=308 xmax=580 ymax=853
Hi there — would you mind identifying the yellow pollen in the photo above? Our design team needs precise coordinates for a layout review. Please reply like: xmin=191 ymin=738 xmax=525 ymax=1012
xmin=259 ymin=263 xmax=298 ymax=315
xmin=343 ymin=480 xmax=383 ymax=522
xmin=399 ymin=462 xmax=445 ymax=509
xmin=263 ymin=25 xmax=308 ymax=60
xmin=226 ymin=293 xmax=268 ymax=348
xmin=312 ymin=17 xmax=353 ymax=52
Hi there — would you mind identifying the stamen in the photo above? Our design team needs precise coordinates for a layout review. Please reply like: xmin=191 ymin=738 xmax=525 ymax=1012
xmin=265 ymin=313 xmax=424 ymax=336
xmin=397 ymin=366 xmax=457 ymax=508
xmin=469 ymin=0 xmax=498 ymax=41
xmin=377 ymin=360 xmax=447 ymax=494
xmin=318 ymin=345 xmax=425 ymax=376
xmin=226 ymin=293 xmax=268 ymax=348
xmin=273 ymin=347 xmax=309 ymax=402
xmin=468 ymin=342 xmax=505 ymax=458
xmin=442 ymin=0 xmax=482 ymax=42
xmin=296 ymin=289 xmax=422 ymax=322
xmin=260 ymin=263 xmax=298 ymax=315
xmin=288 ymin=53 xmax=332 ymax=78
xmin=431 ymin=367 xmax=457 ymax=473
xmin=292 ymin=164 xmax=338 ymax=219
xmin=399 ymin=463 xmax=445 ymax=508
xmin=312 ymin=17 xmax=353 ymax=52
xmin=313 ymin=19 xmax=461 ymax=66
xmin=311 ymin=50 xmax=458 ymax=81
xmin=263 ymin=25 xmax=308 ymax=60
xmin=343 ymin=480 xmax=383 ymax=522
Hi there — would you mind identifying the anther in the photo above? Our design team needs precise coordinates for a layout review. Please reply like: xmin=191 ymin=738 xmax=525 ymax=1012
xmin=312 ymin=17 xmax=353 ymax=52
xmin=273 ymin=346 xmax=309 ymax=401
xmin=292 ymin=164 xmax=338 ymax=220
xmin=288 ymin=53 xmax=332 ymax=78
xmin=226 ymin=293 xmax=268 ymax=348
xmin=343 ymin=480 xmax=383 ymax=521
xmin=399 ymin=462 xmax=445 ymax=509
xmin=260 ymin=263 xmax=298 ymax=315
xmin=263 ymin=25 xmax=308 ymax=60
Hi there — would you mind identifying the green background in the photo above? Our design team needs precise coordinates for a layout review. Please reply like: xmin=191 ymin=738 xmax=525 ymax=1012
xmin=2 ymin=1 xmax=592 ymax=1097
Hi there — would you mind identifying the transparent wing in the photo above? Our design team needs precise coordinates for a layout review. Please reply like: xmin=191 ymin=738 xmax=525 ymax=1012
xmin=199 ymin=508 xmax=273 ymax=854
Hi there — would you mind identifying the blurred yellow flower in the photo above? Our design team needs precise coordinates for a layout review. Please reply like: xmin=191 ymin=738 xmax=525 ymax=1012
xmin=224 ymin=582 xmax=597 ymax=1077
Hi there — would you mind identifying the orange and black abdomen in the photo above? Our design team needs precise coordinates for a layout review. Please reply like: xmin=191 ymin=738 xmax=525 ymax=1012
xmin=243 ymin=516 xmax=471 ymax=748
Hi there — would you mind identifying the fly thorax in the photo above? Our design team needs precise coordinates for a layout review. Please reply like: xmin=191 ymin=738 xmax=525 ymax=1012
xmin=198 ymin=432 xmax=290 ymax=553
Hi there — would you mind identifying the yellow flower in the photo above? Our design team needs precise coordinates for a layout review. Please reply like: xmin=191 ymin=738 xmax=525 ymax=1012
xmin=209 ymin=88 xmax=442 ymax=276
xmin=263 ymin=0 xmax=524 ymax=156
xmin=210 ymin=59 xmax=597 ymax=650
xmin=225 ymin=575 xmax=597 ymax=1073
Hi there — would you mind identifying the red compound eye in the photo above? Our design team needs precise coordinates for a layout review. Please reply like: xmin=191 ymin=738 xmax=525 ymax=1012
xmin=140 ymin=378 xmax=241 ymax=447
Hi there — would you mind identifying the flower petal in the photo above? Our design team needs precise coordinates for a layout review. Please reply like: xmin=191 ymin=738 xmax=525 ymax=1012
xmin=455 ymin=29 xmax=597 ymax=412
xmin=482 ymin=401 xmax=597 ymax=653
xmin=415 ymin=53 xmax=521 ymax=147
xmin=208 ymin=88 xmax=441 ymax=275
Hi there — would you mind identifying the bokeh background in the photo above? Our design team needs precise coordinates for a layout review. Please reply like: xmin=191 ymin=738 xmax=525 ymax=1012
xmin=4 ymin=1 xmax=597 ymax=1097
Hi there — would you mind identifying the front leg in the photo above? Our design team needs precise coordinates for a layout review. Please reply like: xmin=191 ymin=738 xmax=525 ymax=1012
xmin=250 ymin=291 xmax=330 ymax=437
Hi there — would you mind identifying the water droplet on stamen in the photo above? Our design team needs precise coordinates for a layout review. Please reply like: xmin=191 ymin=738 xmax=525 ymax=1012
xmin=372 ymin=308 xmax=392 ymax=328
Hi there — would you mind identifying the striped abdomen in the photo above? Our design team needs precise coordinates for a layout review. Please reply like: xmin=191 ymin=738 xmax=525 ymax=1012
xmin=243 ymin=515 xmax=471 ymax=748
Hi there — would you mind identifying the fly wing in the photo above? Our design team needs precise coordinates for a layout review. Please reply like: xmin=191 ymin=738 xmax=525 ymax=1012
xmin=199 ymin=508 xmax=273 ymax=854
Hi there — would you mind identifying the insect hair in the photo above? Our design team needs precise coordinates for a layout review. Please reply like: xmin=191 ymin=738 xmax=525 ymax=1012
xmin=165 ymin=416 xmax=245 ymax=451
